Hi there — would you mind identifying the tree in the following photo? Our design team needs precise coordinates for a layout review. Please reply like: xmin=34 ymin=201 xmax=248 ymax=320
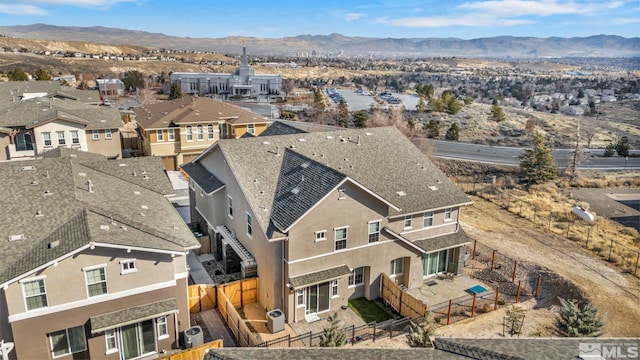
xmin=430 ymin=98 xmax=444 ymax=112
xmin=615 ymin=136 xmax=630 ymax=157
xmin=416 ymin=97 xmax=427 ymax=113
xmin=445 ymin=95 xmax=463 ymax=114
xmin=555 ymin=298 xmax=604 ymax=337
xmin=168 ymin=83 xmax=182 ymax=100
xmin=492 ymin=103 xmax=506 ymax=122
xmin=424 ymin=119 xmax=439 ymax=138
xmin=445 ymin=123 xmax=460 ymax=141
xmin=519 ymin=132 xmax=557 ymax=185
xmin=604 ymin=143 xmax=616 ymax=157
xmin=7 ymin=67 xmax=29 ymax=81
xmin=405 ymin=318 xmax=435 ymax=347
xmin=504 ymin=305 xmax=526 ymax=337
xmin=352 ymin=110 xmax=368 ymax=128
xmin=123 ymin=70 xmax=145 ymax=93
xmin=319 ymin=312 xmax=347 ymax=347
xmin=35 ymin=69 xmax=52 ymax=81
xmin=313 ymin=88 xmax=326 ymax=112
xmin=337 ymin=100 xmax=349 ymax=127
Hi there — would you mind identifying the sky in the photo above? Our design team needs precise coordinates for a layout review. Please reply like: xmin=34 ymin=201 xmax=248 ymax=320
xmin=0 ymin=0 xmax=637 ymax=39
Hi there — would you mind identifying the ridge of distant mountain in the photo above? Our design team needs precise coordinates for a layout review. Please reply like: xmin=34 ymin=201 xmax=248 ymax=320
xmin=0 ymin=24 xmax=638 ymax=58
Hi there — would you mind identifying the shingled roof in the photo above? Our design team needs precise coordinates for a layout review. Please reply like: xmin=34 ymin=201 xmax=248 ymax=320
xmin=259 ymin=121 xmax=308 ymax=137
xmin=0 ymin=156 xmax=199 ymax=286
xmin=181 ymin=162 xmax=225 ymax=194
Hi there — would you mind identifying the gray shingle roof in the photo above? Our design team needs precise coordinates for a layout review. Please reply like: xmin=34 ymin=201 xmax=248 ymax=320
xmin=289 ymin=265 xmax=351 ymax=289
xmin=0 ymin=81 xmax=100 ymax=105
xmin=41 ymin=146 xmax=107 ymax=161
xmin=413 ymin=228 xmax=472 ymax=253
xmin=259 ymin=121 xmax=307 ymax=137
xmin=181 ymin=162 xmax=225 ymax=194
xmin=90 ymin=298 xmax=177 ymax=334
xmin=205 ymin=348 xmax=465 ymax=360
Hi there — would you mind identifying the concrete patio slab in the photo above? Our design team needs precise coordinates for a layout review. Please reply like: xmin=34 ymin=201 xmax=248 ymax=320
xmin=407 ymin=275 xmax=489 ymax=307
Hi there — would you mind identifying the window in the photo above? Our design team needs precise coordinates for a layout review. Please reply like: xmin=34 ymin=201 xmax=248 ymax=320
xmin=16 ymin=133 xmax=34 ymax=151
xmin=186 ymin=126 xmax=193 ymax=141
xmin=247 ymin=124 xmax=255 ymax=135
xmin=57 ymin=131 xmax=65 ymax=145
xmin=120 ymin=259 xmax=136 ymax=274
xmin=348 ymin=267 xmax=364 ymax=287
xmin=246 ymin=213 xmax=252 ymax=237
xmin=404 ymin=215 xmax=412 ymax=230
xmin=197 ymin=125 xmax=204 ymax=140
xmin=207 ymin=124 xmax=214 ymax=140
xmin=334 ymin=227 xmax=347 ymax=251
xmin=92 ymin=130 xmax=100 ymax=140
xmin=167 ymin=129 xmax=175 ymax=141
xmin=156 ymin=129 xmax=164 ymax=142
xmin=49 ymin=326 xmax=86 ymax=357
xmin=368 ymin=221 xmax=380 ymax=243
xmin=105 ymin=129 xmax=112 ymax=140
xmin=331 ymin=279 xmax=339 ymax=297
xmin=296 ymin=289 xmax=304 ymax=307
xmin=157 ymin=316 xmax=168 ymax=339
xmin=43 ymin=132 xmax=52 ymax=146
xmin=315 ymin=230 xmax=326 ymax=242
xmin=338 ymin=188 xmax=346 ymax=200
xmin=22 ymin=278 xmax=48 ymax=310
xmin=70 ymin=130 xmax=79 ymax=145
xmin=444 ymin=208 xmax=452 ymax=221
xmin=227 ymin=196 xmax=233 ymax=218
xmin=85 ymin=267 xmax=107 ymax=297
xmin=391 ymin=258 xmax=404 ymax=275
xmin=105 ymin=329 xmax=117 ymax=354
xmin=423 ymin=211 xmax=434 ymax=228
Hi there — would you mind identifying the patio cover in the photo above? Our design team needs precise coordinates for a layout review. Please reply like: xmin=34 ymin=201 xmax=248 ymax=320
xmin=413 ymin=228 xmax=472 ymax=253
xmin=90 ymin=298 xmax=177 ymax=334
xmin=289 ymin=265 xmax=351 ymax=290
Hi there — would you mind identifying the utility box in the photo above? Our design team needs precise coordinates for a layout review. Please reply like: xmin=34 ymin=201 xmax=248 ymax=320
xmin=266 ymin=309 xmax=285 ymax=333
xmin=181 ymin=326 xmax=204 ymax=348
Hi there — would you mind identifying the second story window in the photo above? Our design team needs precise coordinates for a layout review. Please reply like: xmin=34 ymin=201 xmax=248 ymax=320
xmin=167 ymin=129 xmax=175 ymax=141
xmin=43 ymin=132 xmax=52 ymax=146
xmin=92 ymin=130 xmax=100 ymax=140
xmin=208 ymin=124 xmax=214 ymax=140
xmin=315 ymin=230 xmax=326 ymax=242
xmin=186 ymin=126 xmax=193 ymax=141
xmin=403 ymin=215 xmax=412 ymax=230
xmin=22 ymin=278 xmax=48 ymax=310
xmin=120 ymin=259 xmax=136 ymax=274
xmin=70 ymin=130 xmax=79 ymax=145
xmin=423 ymin=211 xmax=434 ymax=228
xmin=84 ymin=266 xmax=107 ymax=297
xmin=105 ymin=129 xmax=112 ymax=140
xmin=227 ymin=195 xmax=233 ymax=218
xmin=247 ymin=124 xmax=255 ymax=135
xmin=444 ymin=208 xmax=452 ymax=221
xmin=334 ymin=227 xmax=347 ymax=251
xmin=197 ymin=125 xmax=204 ymax=140
xmin=246 ymin=212 xmax=253 ymax=237
xmin=57 ymin=131 xmax=65 ymax=145
xmin=368 ymin=221 xmax=380 ymax=243
xmin=156 ymin=130 xmax=164 ymax=142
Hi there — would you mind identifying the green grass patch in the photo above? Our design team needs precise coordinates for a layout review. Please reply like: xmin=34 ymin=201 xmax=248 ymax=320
xmin=348 ymin=298 xmax=391 ymax=323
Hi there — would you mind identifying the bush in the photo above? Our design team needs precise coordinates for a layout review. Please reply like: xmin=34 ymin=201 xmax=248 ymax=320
xmin=555 ymin=298 xmax=603 ymax=337
xmin=405 ymin=318 xmax=435 ymax=348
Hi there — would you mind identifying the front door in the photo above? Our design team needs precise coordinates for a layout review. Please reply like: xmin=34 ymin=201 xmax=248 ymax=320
xmin=305 ymin=282 xmax=330 ymax=316
xmin=120 ymin=319 xmax=156 ymax=360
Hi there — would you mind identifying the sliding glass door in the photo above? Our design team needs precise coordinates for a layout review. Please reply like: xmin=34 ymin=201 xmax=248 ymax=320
xmin=305 ymin=282 xmax=331 ymax=316
xmin=120 ymin=320 xmax=156 ymax=360
xmin=423 ymin=250 xmax=449 ymax=277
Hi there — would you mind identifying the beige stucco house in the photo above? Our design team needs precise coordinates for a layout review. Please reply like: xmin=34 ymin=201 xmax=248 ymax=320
xmin=0 ymin=153 xmax=199 ymax=360
xmin=182 ymin=127 xmax=472 ymax=323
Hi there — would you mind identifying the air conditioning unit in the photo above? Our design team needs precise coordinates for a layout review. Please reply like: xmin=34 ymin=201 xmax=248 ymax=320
xmin=267 ymin=309 xmax=285 ymax=333
xmin=180 ymin=326 xmax=204 ymax=349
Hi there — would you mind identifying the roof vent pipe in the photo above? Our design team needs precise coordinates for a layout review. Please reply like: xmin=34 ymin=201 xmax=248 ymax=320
xmin=276 ymin=146 xmax=280 ymax=156
xmin=357 ymin=135 xmax=361 ymax=145
xmin=87 ymin=180 xmax=94 ymax=193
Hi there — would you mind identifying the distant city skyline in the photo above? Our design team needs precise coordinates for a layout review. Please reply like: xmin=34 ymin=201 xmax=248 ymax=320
xmin=0 ymin=0 xmax=637 ymax=39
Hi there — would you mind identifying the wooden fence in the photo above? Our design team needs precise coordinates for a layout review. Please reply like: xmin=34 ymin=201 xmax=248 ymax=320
xmin=188 ymin=284 xmax=216 ymax=313
xmin=216 ymin=278 xmax=261 ymax=347
xmin=380 ymin=273 xmax=427 ymax=319
xmin=159 ymin=339 xmax=223 ymax=360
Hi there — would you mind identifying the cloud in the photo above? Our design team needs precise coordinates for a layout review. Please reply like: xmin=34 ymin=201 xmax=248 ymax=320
xmin=345 ymin=12 xmax=364 ymax=21
xmin=377 ymin=14 xmax=534 ymax=28
xmin=0 ymin=4 xmax=47 ymax=15
xmin=457 ymin=0 xmax=620 ymax=16
xmin=611 ymin=17 xmax=640 ymax=24
xmin=25 ymin=0 xmax=139 ymax=8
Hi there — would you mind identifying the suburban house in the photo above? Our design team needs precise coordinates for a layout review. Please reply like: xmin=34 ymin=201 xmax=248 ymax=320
xmin=0 ymin=81 xmax=102 ymax=105
xmin=0 ymin=152 xmax=200 ymax=360
xmin=0 ymin=97 xmax=123 ymax=161
xmin=132 ymin=96 xmax=270 ymax=170
xmin=182 ymin=126 xmax=472 ymax=323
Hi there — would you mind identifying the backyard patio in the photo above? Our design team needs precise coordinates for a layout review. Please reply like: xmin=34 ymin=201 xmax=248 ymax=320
xmin=406 ymin=274 xmax=491 ymax=307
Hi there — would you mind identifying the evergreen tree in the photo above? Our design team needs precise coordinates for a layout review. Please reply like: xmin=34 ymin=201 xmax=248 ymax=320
xmin=337 ymin=100 xmax=349 ymax=127
xmin=352 ymin=110 xmax=368 ymax=128
xmin=405 ymin=318 xmax=435 ymax=347
xmin=35 ymin=69 xmax=52 ymax=81
xmin=492 ymin=103 xmax=506 ymax=122
xmin=168 ymin=83 xmax=182 ymax=100
xmin=430 ymin=98 xmax=444 ymax=112
xmin=555 ymin=298 xmax=604 ymax=337
xmin=313 ymin=88 xmax=326 ymax=112
xmin=319 ymin=313 xmax=347 ymax=347
xmin=123 ymin=70 xmax=145 ymax=92
xmin=445 ymin=123 xmax=460 ymax=141
xmin=604 ymin=143 xmax=616 ymax=157
xmin=416 ymin=97 xmax=427 ymax=113
xmin=615 ymin=136 xmax=630 ymax=157
xmin=445 ymin=95 xmax=463 ymax=114
xmin=424 ymin=119 xmax=440 ymax=138
xmin=519 ymin=132 xmax=557 ymax=185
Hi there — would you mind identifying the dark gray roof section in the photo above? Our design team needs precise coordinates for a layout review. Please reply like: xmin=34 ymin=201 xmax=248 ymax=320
xmin=240 ymin=131 xmax=255 ymax=138
xmin=259 ymin=121 xmax=307 ymax=137
xmin=181 ymin=162 xmax=225 ymax=194
xmin=205 ymin=348 xmax=465 ymax=360
xmin=270 ymin=149 xmax=346 ymax=231
xmin=91 ymin=298 xmax=177 ymax=334
xmin=413 ymin=228 xmax=472 ymax=253
xmin=289 ymin=265 xmax=351 ymax=289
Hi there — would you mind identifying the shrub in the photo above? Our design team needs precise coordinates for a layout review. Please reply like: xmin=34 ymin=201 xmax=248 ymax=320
xmin=405 ymin=318 xmax=435 ymax=348
xmin=319 ymin=312 xmax=347 ymax=347
xmin=555 ymin=298 xmax=603 ymax=337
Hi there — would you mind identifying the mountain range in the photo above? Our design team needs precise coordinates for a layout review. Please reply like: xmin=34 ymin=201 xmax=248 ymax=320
xmin=0 ymin=24 xmax=638 ymax=58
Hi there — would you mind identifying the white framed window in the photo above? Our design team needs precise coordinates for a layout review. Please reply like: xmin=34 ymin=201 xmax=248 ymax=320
xmin=423 ymin=211 xmax=434 ymax=227
xmin=390 ymin=258 xmax=404 ymax=276
xmin=92 ymin=130 xmax=100 ymax=140
xmin=247 ymin=124 xmax=255 ymax=135
xmin=186 ymin=126 xmax=193 ymax=141
xmin=315 ymin=230 xmax=326 ymax=242
xmin=105 ymin=329 xmax=118 ymax=354
xmin=57 ymin=131 xmax=65 ymax=145
xmin=403 ymin=215 xmax=412 ymax=230
xmin=444 ymin=208 xmax=452 ymax=221
xmin=120 ymin=259 xmax=136 ymax=275
xmin=227 ymin=195 xmax=233 ymax=218
xmin=22 ymin=278 xmax=48 ymax=310
xmin=156 ymin=129 xmax=164 ymax=142
xmin=197 ymin=125 xmax=204 ymax=140
xmin=207 ymin=124 xmax=214 ymax=140
xmin=43 ymin=132 xmax=52 ymax=146
xmin=368 ymin=220 xmax=380 ymax=243
xmin=334 ymin=227 xmax=347 ymax=251
xmin=49 ymin=326 xmax=86 ymax=358
xmin=348 ymin=267 xmax=364 ymax=287
xmin=296 ymin=289 xmax=304 ymax=307
xmin=84 ymin=266 xmax=107 ymax=297
xmin=157 ymin=316 xmax=169 ymax=339
xmin=105 ymin=129 xmax=112 ymax=140
xmin=167 ymin=129 xmax=175 ymax=141
xmin=70 ymin=130 xmax=79 ymax=145
xmin=246 ymin=212 xmax=253 ymax=237
xmin=331 ymin=279 xmax=339 ymax=297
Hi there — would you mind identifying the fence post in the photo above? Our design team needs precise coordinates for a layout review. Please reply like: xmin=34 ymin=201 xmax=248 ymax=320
xmin=309 ymin=331 xmax=312 ymax=347
xmin=519 ymin=200 xmax=523 ymax=216
xmin=566 ymin=219 xmax=571 ymax=238
xmin=535 ymin=274 xmax=542 ymax=297
xmin=471 ymin=293 xmax=477 ymax=318
xmin=586 ymin=226 xmax=592 ymax=248
xmin=447 ymin=299 xmax=452 ymax=325
xmin=494 ymin=286 xmax=500 ymax=310
xmin=240 ymin=280 xmax=243 ymax=306
xmin=472 ymin=239 xmax=477 ymax=260
xmin=608 ymin=238 xmax=614 ymax=261
xmin=491 ymin=250 xmax=496 ymax=271
xmin=373 ymin=322 xmax=377 ymax=342
xmin=288 ymin=333 xmax=291 ymax=347
xmin=512 ymin=260 xmax=517 ymax=283
xmin=516 ymin=280 xmax=521 ymax=303
xmin=389 ymin=321 xmax=393 ymax=339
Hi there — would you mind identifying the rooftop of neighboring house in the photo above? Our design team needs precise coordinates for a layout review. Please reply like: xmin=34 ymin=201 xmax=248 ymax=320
xmin=204 ymin=348 xmax=464 ymax=360
xmin=0 ymin=155 xmax=199 ymax=286
xmin=0 ymin=81 xmax=101 ymax=105
xmin=133 ymin=96 xmax=270 ymax=131
xmin=183 ymin=127 xmax=471 ymax=238
xmin=258 ymin=121 xmax=308 ymax=137
xmin=0 ymin=97 xmax=122 ymax=130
